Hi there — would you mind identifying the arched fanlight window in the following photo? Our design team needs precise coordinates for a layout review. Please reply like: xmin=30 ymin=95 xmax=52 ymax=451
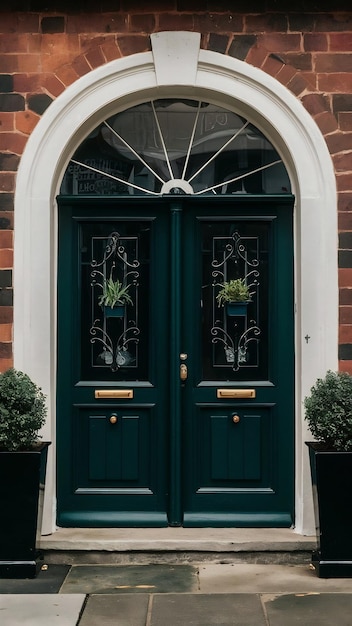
xmin=60 ymin=99 xmax=291 ymax=196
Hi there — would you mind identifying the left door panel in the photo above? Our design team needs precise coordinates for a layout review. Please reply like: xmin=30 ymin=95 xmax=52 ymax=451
xmin=57 ymin=199 xmax=169 ymax=526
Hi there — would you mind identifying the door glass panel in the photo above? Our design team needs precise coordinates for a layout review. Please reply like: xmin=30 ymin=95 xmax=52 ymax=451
xmin=80 ymin=220 xmax=150 ymax=381
xmin=60 ymin=99 xmax=291 ymax=197
xmin=201 ymin=220 xmax=269 ymax=381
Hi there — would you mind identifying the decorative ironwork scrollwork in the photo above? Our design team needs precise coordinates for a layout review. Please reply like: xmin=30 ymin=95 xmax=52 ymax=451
xmin=89 ymin=231 xmax=141 ymax=371
xmin=91 ymin=232 xmax=120 ymax=268
xmin=210 ymin=230 xmax=261 ymax=371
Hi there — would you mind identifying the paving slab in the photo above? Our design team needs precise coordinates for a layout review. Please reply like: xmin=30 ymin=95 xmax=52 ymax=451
xmin=198 ymin=563 xmax=352 ymax=593
xmin=263 ymin=593 xmax=352 ymax=626
xmin=79 ymin=593 xmax=149 ymax=626
xmin=0 ymin=594 xmax=85 ymax=626
xmin=150 ymin=593 xmax=266 ymax=626
xmin=60 ymin=564 xmax=198 ymax=594
xmin=0 ymin=565 xmax=70 ymax=594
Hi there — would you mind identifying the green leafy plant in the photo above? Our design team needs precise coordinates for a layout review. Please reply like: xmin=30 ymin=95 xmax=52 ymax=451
xmin=216 ymin=279 xmax=250 ymax=307
xmin=0 ymin=368 xmax=47 ymax=451
xmin=304 ymin=370 xmax=352 ymax=451
xmin=98 ymin=277 xmax=133 ymax=309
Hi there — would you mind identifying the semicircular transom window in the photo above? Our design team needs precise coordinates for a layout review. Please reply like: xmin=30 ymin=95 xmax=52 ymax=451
xmin=60 ymin=99 xmax=291 ymax=196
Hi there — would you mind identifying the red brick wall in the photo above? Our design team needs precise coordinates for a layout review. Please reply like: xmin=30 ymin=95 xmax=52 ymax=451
xmin=1 ymin=6 xmax=352 ymax=373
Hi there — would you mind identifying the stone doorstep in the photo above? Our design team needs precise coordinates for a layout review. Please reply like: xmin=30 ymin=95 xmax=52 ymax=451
xmin=39 ymin=527 xmax=317 ymax=564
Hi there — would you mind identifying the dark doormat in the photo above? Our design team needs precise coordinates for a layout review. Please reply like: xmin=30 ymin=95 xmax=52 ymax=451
xmin=0 ymin=564 xmax=70 ymax=593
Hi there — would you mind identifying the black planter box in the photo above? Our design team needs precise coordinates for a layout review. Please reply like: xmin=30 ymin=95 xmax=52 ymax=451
xmin=0 ymin=442 xmax=50 ymax=578
xmin=307 ymin=442 xmax=352 ymax=578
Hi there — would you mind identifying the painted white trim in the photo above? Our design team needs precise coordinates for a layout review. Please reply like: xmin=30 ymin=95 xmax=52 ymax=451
xmin=152 ymin=31 xmax=201 ymax=85
xmin=14 ymin=31 xmax=337 ymax=535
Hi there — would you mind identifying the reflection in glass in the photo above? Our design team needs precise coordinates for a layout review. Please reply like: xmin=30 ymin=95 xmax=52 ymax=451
xmin=61 ymin=99 xmax=291 ymax=196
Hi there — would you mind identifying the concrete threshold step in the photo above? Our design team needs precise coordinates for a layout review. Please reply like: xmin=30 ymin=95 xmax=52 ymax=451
xmin=39 ymin=528 xmax=316 ymax=565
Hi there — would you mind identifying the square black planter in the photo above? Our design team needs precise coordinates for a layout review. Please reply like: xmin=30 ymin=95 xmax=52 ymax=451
xmin=0 ymin=442 xmax=50 ymax=578
xmin=307 ymin=442 xmax=352 ymax=578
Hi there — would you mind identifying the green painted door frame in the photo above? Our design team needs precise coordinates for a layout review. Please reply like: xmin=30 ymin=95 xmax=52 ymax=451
xmin=57 ymin=195 xmax=294 ymax=527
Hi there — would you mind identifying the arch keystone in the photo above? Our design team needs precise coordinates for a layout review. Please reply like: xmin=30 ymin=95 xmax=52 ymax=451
xmin=151 ymin=31 xmax=201 ymax=85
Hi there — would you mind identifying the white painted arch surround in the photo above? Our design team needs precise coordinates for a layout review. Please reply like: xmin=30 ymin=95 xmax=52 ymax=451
xmin=14 ymin=32 xmax=338 ymax=535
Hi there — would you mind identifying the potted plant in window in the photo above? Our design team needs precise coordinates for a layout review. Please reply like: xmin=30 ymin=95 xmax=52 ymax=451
xmin=216 ymin=278 xmax=251 ymax=316
xmin=0 ymin=368 xmax=49 ymax=578
xmin=98 ymin=277 xmax=133 ymax=317
xmin=304 ymin=370 xmax=352 ymax=578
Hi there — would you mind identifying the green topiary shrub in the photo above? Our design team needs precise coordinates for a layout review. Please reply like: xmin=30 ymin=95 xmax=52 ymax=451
xmin=304 ymin=370 xmax=352 ymax=451
xmin=0 ymin=369 xmax=47 ymax=451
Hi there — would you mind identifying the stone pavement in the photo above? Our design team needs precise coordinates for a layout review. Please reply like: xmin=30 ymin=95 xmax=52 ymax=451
xmin=1 ymin=562 xmax=352 ymax=625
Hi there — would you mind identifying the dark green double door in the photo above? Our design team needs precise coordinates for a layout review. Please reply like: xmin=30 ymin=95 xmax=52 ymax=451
xmin=57 ymin=195 xmax=294 ymax=527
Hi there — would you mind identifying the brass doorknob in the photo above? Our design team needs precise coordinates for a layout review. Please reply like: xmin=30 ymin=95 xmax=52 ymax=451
xmin=109 ymin=415 xmax=118 ymax=424
xmin=232 ymin=414 xmax=240 ymax=424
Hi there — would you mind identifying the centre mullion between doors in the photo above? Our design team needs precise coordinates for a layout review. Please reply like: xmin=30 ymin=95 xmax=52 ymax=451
xmin=168 ymin=200 xmax=183 ymax=526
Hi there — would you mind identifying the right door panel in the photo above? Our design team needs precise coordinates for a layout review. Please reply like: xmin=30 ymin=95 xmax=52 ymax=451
xmin=182 ymin=198 xmax=295 ymax=526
